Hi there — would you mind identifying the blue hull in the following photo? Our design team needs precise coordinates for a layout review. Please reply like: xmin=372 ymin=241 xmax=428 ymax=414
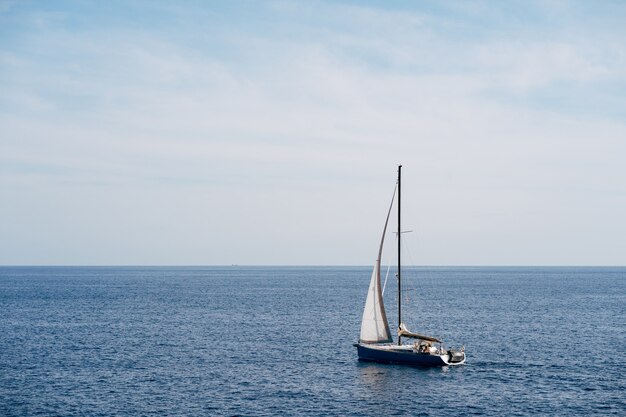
xmin=356 ymin=344 xmax=462 ymax=367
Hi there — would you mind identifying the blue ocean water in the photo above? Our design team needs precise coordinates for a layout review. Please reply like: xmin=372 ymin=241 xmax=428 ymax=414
xmin=0 ymin=266 xmax=624 ymax=416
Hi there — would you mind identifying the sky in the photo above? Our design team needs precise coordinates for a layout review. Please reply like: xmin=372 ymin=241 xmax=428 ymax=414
xmin=1 ymin=0 xmax=625 ymax=266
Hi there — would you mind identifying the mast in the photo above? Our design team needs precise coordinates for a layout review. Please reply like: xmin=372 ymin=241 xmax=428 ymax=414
xmin=397 ymin=164 xmax=402 ymax=345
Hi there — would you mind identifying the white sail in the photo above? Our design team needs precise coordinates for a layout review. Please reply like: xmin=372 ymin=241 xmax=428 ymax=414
xmin=359 ymin=186 xmax=395 ymax=344
xmin=359 ymin=259 xmax=392 ymax=343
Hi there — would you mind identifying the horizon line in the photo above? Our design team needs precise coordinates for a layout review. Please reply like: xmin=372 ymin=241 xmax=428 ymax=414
xmin=1 ymin=264 xmax=625 ymax=268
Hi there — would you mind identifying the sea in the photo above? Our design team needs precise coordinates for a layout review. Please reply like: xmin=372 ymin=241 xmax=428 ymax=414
xmin=0 ymin=266 xmax=624 ymax=416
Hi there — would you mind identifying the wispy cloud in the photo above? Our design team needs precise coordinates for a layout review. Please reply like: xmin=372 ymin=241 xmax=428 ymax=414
xmin=1 ymin=0 xmax=625 ymax=264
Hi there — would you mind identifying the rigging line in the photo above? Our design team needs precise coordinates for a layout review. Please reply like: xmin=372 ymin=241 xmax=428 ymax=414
xmin=408 ymin=229 xmax=443 ymax=332
xmin=402 ymin=231 xmax=416 ymax=306
xmin=380 ymin=182 xmax=398 ymax=296
xmin=407 ymin=231 xmax=430 ymax=317
xmin=391 ymin=230 xmax=414 ymax=306
xmin=426 ymin=263 xmax=443 ymax=331
xmin=381 ymin=242 xmax=393 ymax=296
xmin=382 ymin=215 xmax=399 ymax=295
xmin=411 ymin=228 xmax=441 ymax=321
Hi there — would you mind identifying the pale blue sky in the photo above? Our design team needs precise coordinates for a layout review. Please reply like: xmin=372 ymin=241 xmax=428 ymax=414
xmin=1 ymin=0 xmax=625 ymax=265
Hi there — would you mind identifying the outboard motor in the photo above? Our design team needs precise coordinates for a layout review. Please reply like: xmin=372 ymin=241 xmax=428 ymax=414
xmin=448 ymin=349 xmax=465 ymax=363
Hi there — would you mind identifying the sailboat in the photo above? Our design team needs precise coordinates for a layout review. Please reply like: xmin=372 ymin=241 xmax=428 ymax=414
xmin=354 ymin=165 xmax=466 ymax=366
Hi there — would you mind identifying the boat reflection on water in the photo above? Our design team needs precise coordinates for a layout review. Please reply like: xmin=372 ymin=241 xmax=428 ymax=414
xmin=356 ymin=361 xmax=454 ymax=397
